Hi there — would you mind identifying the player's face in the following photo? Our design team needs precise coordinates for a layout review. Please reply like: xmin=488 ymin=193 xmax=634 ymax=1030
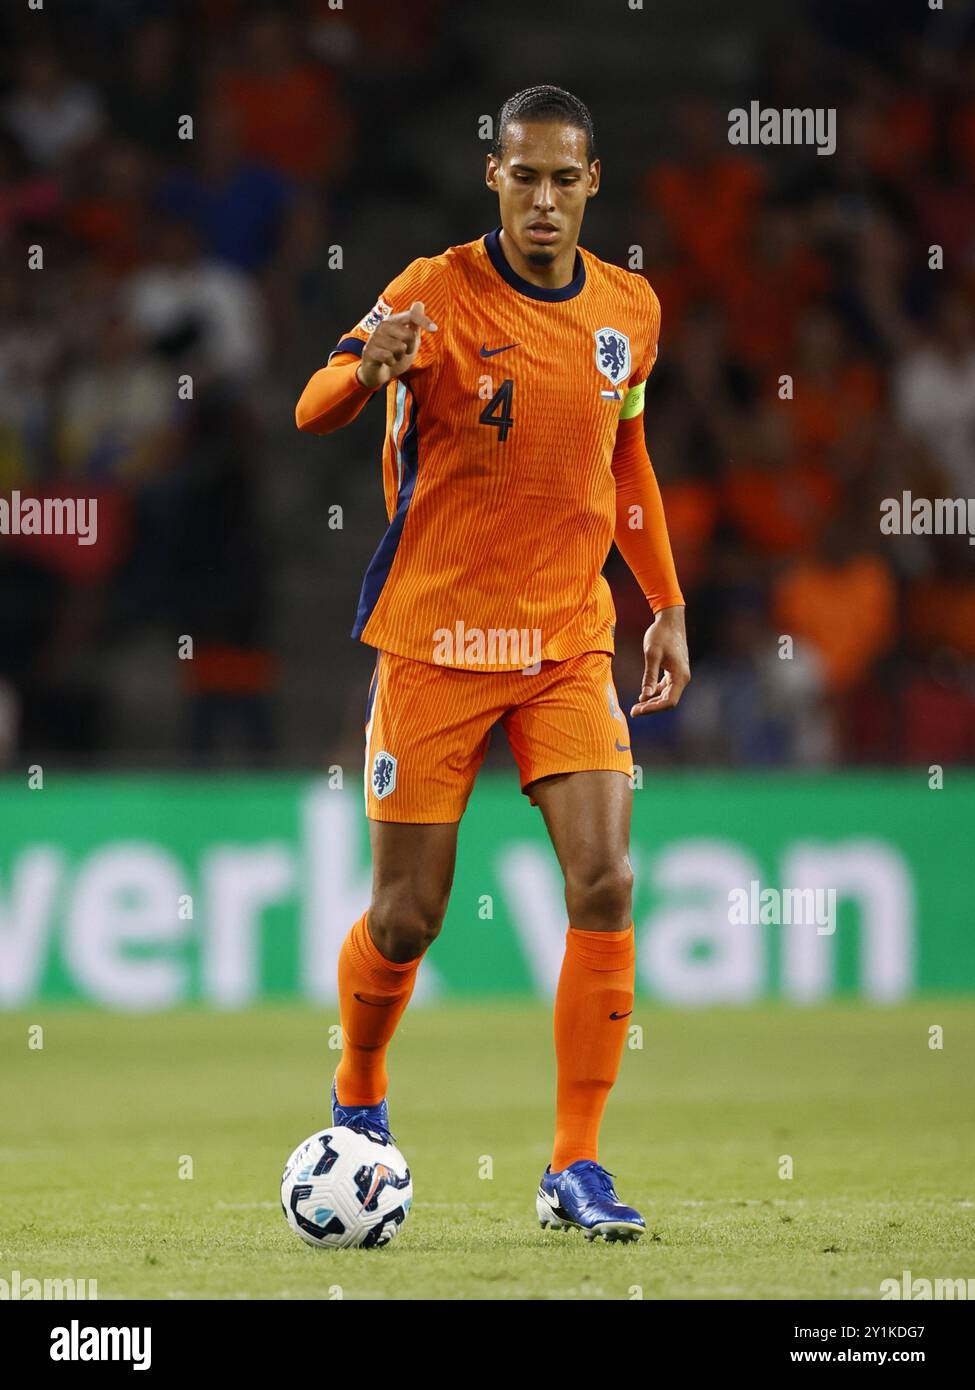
xmin=485 ymin=121 xmax=600 ymax=268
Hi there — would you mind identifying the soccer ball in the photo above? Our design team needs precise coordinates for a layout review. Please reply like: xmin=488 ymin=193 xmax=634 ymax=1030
xmin=280 ymin=1126 xmax=412 ymax=1250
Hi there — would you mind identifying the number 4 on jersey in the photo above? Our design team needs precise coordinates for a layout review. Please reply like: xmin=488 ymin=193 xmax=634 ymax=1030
xmin=479 ymin=379 xmax=514 ymax=442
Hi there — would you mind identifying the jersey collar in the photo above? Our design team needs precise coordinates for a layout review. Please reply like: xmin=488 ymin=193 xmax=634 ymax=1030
xmin=484 ymin=227 xmax=586 ymax=302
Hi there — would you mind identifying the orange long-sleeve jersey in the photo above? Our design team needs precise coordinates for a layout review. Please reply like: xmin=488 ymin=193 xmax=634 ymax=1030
xmin=296 ymin=228 xmax=684 ymax=671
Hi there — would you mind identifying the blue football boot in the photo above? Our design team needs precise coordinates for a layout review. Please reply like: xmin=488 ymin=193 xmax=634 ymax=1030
xmin=537 ymin=1160 xmax=645 ymax=1242
xmin=330 ymin=1076 xmax=395 ymax=1145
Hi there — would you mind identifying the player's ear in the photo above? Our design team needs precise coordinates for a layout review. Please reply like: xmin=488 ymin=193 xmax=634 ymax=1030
xmin=587 ymin=159 xmax=601 ymax=197
xmin=485 ymin=153 xmax=500 ymax=192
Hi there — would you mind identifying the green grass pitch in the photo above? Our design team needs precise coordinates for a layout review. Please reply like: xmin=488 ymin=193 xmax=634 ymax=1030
xmin=1 ymin=1003 xmax=972 ymax=1300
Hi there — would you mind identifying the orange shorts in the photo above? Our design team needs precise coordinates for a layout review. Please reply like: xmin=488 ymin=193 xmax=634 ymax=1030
xmin=362 ymin=649 xmax=635 ymax=822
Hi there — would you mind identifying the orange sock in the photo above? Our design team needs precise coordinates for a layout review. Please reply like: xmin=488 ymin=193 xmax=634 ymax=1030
xmin=551 ymin=923 xmax=635 ymax=1172
xmin=335 ymin=911 xmax=423 ymax=1106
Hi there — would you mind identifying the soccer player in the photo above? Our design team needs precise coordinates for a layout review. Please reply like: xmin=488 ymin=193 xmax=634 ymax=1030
xmin=295 ymin=85 xmax=689 ymax=1241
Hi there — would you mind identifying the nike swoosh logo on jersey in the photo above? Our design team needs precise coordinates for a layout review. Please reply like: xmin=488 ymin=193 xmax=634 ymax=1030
xmin=480 ymin=342 xmax=520 ymax=357
xmin=354 ymin=992 xmax=394 ymax=1007
xmin=610 ymin=1010 xmax=632 ymax=1020
xmin=615 ymin=739 xmax=631 ymax=752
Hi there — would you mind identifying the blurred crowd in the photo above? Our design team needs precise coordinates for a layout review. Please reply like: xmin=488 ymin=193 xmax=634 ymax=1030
xmin=616 ymin=27 xmax=975 ymax=767
xmin=0 ymin=0 xmax=972 ymax=767
xmin=0 ymin=1 xmax=451 ymax=763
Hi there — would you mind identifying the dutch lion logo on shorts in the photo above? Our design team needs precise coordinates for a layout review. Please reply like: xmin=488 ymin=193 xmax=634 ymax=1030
xmin=371 ymin=750 xmax=397 ymax=799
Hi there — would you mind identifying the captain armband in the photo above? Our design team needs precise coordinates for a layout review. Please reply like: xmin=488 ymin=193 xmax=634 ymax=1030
xmin=619 ymin=380 xmax=646 ymax=420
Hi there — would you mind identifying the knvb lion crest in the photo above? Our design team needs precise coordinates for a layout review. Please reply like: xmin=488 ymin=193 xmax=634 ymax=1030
xmin=371 ymin=750 xmax=397 ymax=799
xmin=594 ymin=326 xmax=631 ymax=386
